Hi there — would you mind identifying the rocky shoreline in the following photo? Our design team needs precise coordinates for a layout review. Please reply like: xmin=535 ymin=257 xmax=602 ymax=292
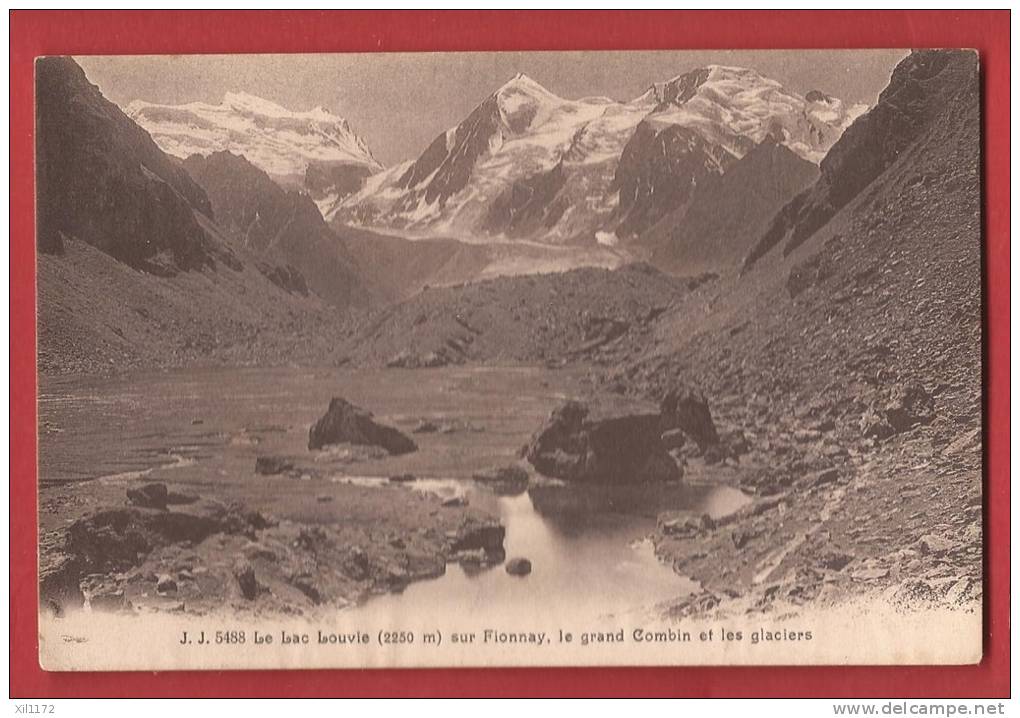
xmin=648 ymin=405 xmax=982 ymax=621
xmin=520 ymin=373 xmax=981 ymax=621
xmin=41 ymin=477 xmax=506 ymax=618
xmin=40 ymin=395 xmax=510 ymax=619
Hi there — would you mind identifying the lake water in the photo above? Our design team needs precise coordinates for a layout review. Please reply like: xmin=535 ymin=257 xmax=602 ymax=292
xmin=39 ymin=365 xmax=748 ymax=621
xmin=349 ymin=477 xmax=748 ymax=624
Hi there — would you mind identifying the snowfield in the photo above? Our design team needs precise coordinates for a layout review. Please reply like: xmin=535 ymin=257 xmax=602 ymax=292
xmin=127 ymin=91 xmax=382 ymax=181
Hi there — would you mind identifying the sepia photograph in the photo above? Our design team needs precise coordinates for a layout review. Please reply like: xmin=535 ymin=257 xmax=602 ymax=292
xmin=33 ymin=46 xmax=983 ymax=671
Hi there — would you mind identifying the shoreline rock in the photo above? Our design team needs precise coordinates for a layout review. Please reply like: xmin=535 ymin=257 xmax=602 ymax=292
xmin=472 ymin=465 xmax=530 ymax=496
xmin=524 ymin=399 xmax=680 ymax=483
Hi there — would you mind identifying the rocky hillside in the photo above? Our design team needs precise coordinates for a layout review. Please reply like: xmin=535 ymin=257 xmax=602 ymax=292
xmin=339 ymin=263 xmax=706 ymax=369
xmin=182 ymin=151 xmax=368 ymax=308
xmin=37 ymin=231 xmax=353 ymax=375
xmin=744 ymin=50 xmax=978 ymax=268
xmin=606 ymin=49 xmax=981 ymax=613
xmin=331 ymin=68 xmax=863 ymax=248
xmin=127 ymin=92 xmax=382 ymax=209
xmin=645 ymin=137 xmax=819 ymax=275
xmin=36 ymin=57 xmax=219 ymax=273
xmin=36 ymin=58 xmax=356 ymax=374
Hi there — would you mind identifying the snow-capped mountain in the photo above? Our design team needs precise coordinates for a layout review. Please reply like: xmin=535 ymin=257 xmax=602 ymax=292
xmin=637 ymin=67 xmax=865 ymax=165
xmin=126 ymin=92 xmax=382 ymax=209
xmin=329 ymin=66 xmax=866 ymax=246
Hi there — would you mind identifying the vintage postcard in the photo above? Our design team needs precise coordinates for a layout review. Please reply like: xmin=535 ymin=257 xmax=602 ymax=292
xmin=36 ymin=49 xmax=982 ymax=671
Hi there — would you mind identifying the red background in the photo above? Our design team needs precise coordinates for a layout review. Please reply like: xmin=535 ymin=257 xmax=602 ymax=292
xmin=9 ymin=10 xmax=1010 ymax=698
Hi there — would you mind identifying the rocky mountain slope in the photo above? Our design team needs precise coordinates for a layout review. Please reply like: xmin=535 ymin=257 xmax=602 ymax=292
xmin=606 ymin=49 xmax=981 ymax=615
xmin=331 ymin=67 xmax=864 ymax=250
xmin=337 ymin=263 xmax=706 ymax=369
xmin=744 ymin=50 xmax=977 ymax=268
xmin=182 ymin=151 xmax=367 ymax=308
xmin=645 ymin=137 xmax=819 ymax=275
xmin=38 ymin=233 xmax=353 ymax=375
xmin=37 ymin=58 xmax=356 ymax=374
xmin=127 ymin=92 xmax=382 ymax=209
xmin=36 ymin=57 xmax=219 ymax=273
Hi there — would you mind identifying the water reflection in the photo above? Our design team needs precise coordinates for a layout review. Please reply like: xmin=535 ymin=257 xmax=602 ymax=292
xmin=351 ymin=479 xmax=749 ymax=623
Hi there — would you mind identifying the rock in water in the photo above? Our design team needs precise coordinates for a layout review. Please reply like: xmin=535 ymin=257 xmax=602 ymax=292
xmin=659 ymin=385 xmax=719 ymax=448
xmin=472 ymin=465 xmax=530 ymax=495
xmin=126 ymin=482 xmax=169 ymax=510
xmin=505 ymin=557 xmax=532 ymax=576
xmin=525 ymin=400 xmax=680 ymax=483
xmin=308 ymin=397 xmax=418 ymax=454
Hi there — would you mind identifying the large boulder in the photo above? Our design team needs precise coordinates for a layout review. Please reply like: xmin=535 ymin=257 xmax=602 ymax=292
xmin=659 ymin=384 xmax=719 ymax=448
xmin=308 ymin=397 xmax=418 ymax=454
xmin=63 ymin=502 xmax=271 ymax=576
xmin=525 ymin=400 xmax=680 ymax=483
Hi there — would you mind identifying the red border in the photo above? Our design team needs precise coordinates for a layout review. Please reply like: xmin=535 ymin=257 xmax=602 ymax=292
xmin=10 ymin=10 xmax=1010 ymax=698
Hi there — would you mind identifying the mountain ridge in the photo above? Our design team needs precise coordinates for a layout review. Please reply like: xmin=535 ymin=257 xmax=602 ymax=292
xmin=181 ymin=151 xmax=369 ymax=308
xmin=646 ymin=138 xmax=820 ymax=274
xmin=328 ymin=66 xmax=865 ymax=250
xmin=127 ymin=91 xmax=382 ymax=209
xmin=743 ymin=50 xmax=977 ymax=269
xmin=36 ymin=57 xmax=358 ymax=374
xmin=36 ymin=57 xmax=219 ymax=273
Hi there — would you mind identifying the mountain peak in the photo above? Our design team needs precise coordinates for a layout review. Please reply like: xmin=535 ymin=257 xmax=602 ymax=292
xmin=126 ymin=92 xmax=382 ymax=180
xmin=495 ymin=73 xmax=560 ymax=101
xmin=337 ymin=62 xmax=867 ymax=241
